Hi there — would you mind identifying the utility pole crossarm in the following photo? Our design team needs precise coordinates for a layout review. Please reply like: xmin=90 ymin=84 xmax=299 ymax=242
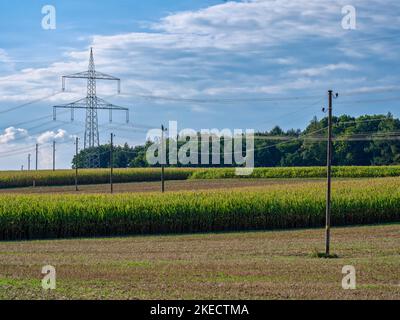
xmin=53 ymin=97 xmax=87 ymax=110
xmin=63 ymin=71 xmax=120 ymax=81
xmin=53 ymin=97 xmax=129 ymax=111
xmin=53 ymin=97 xmax=130 ymax=124
xmin=62 ymin=72 xmax=121 ymax=92
xmin=96 ymin=97 xmax=129 ymax=110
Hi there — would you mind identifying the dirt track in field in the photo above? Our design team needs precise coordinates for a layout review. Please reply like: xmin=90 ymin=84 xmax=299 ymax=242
xmin=0 ymin=178 xmax=329 ymax=194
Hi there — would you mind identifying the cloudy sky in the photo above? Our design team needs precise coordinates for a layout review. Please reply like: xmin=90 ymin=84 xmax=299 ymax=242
xmin=0 ymin=0 xmax=399 ymax=169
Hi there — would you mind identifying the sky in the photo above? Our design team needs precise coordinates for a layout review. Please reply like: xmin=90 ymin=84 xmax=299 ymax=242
xmin=0 ymin=0 xmax=399 ymax=170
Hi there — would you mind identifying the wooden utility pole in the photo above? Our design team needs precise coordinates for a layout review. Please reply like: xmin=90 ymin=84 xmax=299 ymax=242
xmin=28 ymin=154 xmax=31 ymax=171
xmin=75 ymin=137 xmax=79 ymax=191
xmin=110 ymin=133 xmax=114 ymax=194
xmin=325 ymin=90 xmax=334 ymax=256
xmin=161 ymin=125 xmax=167 ymax=193
xmin=35 ymin=144 xmax=39 ymax=171
xmin=53 ymin=141 xmax=56 ymax=171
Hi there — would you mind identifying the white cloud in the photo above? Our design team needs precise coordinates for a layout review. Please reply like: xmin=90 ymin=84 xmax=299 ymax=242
xmin=153 ymin=0 xmax=342 ymax=48
xmin=289 ymin=63 xmax=357 ymax=77
xmin=273 ymin=58 xmax=297 ymax=65
xmin=0 ymin=127 xmax=28 ymax=144
xmin=0 ymin=48 xmax=15 ymax=73
xmin=0 ymin=128 xmax=74 ymax=170
xmin=0 ymin=49 xmax=9 ymax=62
xmin=36 ymin=129 xmax=71 ymax=144
xmin=0 ymin=0 xmax=399 ymax=105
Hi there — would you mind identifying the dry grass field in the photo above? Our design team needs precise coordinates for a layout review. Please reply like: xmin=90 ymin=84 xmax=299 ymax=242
xmin=0 ymin=224 xmax=399 ymax=300
xmin=0 ymin=177 xmax=336 ymax=194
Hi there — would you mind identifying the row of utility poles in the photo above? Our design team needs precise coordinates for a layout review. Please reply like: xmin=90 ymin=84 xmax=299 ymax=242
xmin=24 ymin=142 xmax=56 ymax=171
xmin=26 ymin=135 xmax=115 ymax=193
xmin=22 ymin=128 xmax=168 ymax=195
xmin=75 ymin=130 xmax=167 ymax=193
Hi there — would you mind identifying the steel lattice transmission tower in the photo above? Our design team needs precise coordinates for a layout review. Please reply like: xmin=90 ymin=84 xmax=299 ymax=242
xmin=53 ymin=48 xmax=129 ymax=167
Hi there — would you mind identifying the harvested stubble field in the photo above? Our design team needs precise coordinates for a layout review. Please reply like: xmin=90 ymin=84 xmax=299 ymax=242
xmin=0 ymin=177 xmax=324 ymax=194
xmin=0 ymin=224 xmax=399 ymax=300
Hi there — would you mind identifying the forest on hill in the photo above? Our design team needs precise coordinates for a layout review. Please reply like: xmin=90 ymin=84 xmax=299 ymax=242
xmin=72 ymin=113 xmax=400 ymax=168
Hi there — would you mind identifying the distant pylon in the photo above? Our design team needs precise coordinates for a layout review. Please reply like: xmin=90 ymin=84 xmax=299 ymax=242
xmin=52 ymin=48 xmax=130 ymax=168
xmin=86 ymin=48 xmax=100 ymax=148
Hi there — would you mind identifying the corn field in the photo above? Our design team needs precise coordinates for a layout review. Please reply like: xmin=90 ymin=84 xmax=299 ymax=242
xmin=0 ymin=177 xmax=399 ymax=240
xmin=0 ymin=168 xmax=193 ymax=189
xmin=1 ymin=166 xmax=400 ymax=189
xmin=189 ymin=166 xmax=400 ymax=179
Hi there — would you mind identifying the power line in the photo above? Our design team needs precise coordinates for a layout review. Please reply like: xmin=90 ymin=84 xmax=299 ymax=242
xmin=109 ymin=121 xmax=156 ymax=130
xmin=101 ymin=125 xmax=149 ymax=134
xmin=3 ymin=110 xmax=70 ymax=129
xmin=124 ymin=85 xmax=400 ymax=107
xmin=0 ymin=146 xmax=36 ymax=158
xmin=254 ymin=131 xmax=400 ymax=142
xmin=0 ymin=126 xmax=87 ymax=159
xmin=130 ymin=92 xmax=324 ymax=104
xmin=336 ymin=96 xmax=400 ymax=105
xmin=0 ymin=91 xmax=62 ymax=115
xmin=173 ymin=126 xmax=330 ymax=156
xmin=340 ymin=86 xmax=400 ymax=97
xmin=339 ymin=33 xmax=400 ymax=45
xmin=2 ymin=111 xmax=396 ymax=157
xmin=332 ymin=116 xmax=396 ymax=126
xmin=252 ymin=97 xmax=325 ymax=129
xmin=0 ymin=119 xmax=72 ymax=148
xmin=2 ymin=121 xmax=59 ymax=145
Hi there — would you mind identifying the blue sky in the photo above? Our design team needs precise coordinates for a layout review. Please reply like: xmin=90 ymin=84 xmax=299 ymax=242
xmin=0 ymin=0 xmax=399 ymax=169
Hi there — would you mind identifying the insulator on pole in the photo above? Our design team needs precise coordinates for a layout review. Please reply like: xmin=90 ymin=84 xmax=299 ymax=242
xmin=62 ymin=77 xmax=66 ymax=91
xmin=53 ymin=107 xmax=56 ymax=121
xmin=126 ymin=110 xmax=129 ymax=123
xmin=109 ymin=109 xmax=113 ymax=123
xmin=71 ymin=108 xmax=74 ymax=122
xmin=118 ymin=80 xmax=121 ymax=94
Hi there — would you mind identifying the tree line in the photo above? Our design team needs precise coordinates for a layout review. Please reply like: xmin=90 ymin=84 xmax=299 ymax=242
xmin=72 ymin=113 xmax=400 ymax=168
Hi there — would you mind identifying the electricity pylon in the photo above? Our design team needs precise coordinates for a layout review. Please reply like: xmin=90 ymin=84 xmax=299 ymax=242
xmin=52 ymin=48 xmax=129 ymax=168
